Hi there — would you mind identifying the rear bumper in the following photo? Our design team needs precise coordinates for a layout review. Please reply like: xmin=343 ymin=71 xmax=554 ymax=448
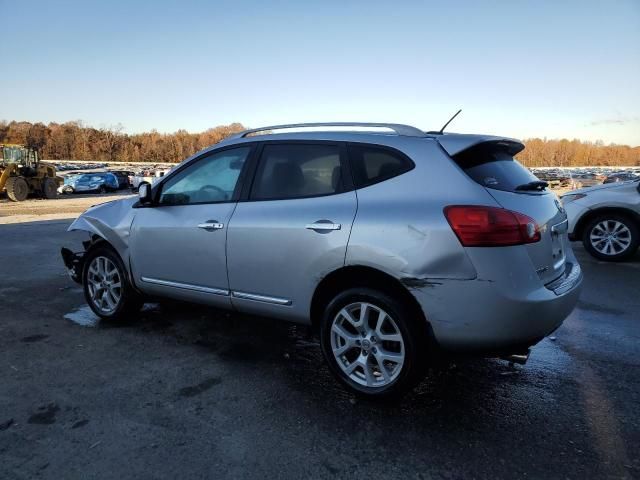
xmin=409 ymin=250 xmax=582 ymax=352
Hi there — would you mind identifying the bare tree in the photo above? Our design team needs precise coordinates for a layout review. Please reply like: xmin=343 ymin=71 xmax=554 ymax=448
xmin=25 ymin=123 xmax=49 ymax=157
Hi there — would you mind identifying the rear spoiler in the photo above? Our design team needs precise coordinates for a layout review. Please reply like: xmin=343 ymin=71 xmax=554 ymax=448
xmin=436 ymin=133 xmax=525 ymax=157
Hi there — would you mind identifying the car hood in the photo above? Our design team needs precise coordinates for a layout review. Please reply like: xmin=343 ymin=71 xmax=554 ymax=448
xmin=68 ymin=197 xmax=138 ymax=262
xmin=567 ymin=180 xmax=639 ymax=195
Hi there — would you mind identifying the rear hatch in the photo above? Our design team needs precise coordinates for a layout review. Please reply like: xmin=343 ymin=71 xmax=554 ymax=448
xmin=439 ymin=136 xmax=569 ymax=285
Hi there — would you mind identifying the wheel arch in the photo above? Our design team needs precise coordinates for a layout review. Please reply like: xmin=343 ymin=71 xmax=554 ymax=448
xmin=82 ymin=235 xmax=142 ymax=294
xmin=574 ymin=206 xmax=640 ymax=239
xmin=310 ymin=265 xmax=432 ymax=335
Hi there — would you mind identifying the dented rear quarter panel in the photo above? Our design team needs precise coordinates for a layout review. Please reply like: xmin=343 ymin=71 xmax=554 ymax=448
xmin=345 ymin=137 xmax=500 ymax=283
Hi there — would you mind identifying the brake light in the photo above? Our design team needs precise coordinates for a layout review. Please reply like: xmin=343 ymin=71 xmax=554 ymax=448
xmin=444 ymin=205 xmax=541 ymax=247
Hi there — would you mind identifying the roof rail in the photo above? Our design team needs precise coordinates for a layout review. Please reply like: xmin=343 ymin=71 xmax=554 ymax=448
xmin=228 ymin=122 xmax=427 ymax=140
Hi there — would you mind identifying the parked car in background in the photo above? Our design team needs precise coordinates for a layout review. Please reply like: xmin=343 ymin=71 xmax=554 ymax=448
xmin=61 ymin=172 xmax=119 ymax=194
xmin=58 ymin=172 xmax=89 ymax=194
xmin=533 ymin=170 xmax=570 ymax=188
xmin=570 ymin=173 xmax=602 ymax=190
xmin=62 ymin=123 xmax=582 ymax=397
xmin=562 ymin=179 xmax=640 ymax=261
xmin=603 ymin=172 xmax=639 ymax=184
xmin=130 ymin=169 xmax=171 ymax=191
xmin=110 ymin=170 xmax=135 ymax=189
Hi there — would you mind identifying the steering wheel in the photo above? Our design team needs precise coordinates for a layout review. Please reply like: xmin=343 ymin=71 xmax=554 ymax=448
xmin=199 ymin=184 xmax=228 ymax=200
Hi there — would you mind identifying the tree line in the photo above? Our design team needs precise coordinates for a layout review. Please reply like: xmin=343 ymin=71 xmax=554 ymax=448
xmin=1 ymin=120 xmax=639 ymax=166
xmin=0 ymin=120 xmax=245 ymax=164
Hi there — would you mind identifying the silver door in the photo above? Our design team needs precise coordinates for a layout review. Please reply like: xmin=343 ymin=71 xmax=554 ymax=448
xmin=226 ymin=142 xmax=357 ymax=323
xmin=129 ymin=146 xmax=253 ymax=306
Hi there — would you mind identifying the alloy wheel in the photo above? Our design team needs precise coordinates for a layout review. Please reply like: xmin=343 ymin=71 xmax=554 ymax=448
xmin=589 ymin=220 xmax=632 ymax=256
xmin=86 ymin=256 xmax=122 ymax=314
xmin=330 ymin=302 xmax=405 ymax=388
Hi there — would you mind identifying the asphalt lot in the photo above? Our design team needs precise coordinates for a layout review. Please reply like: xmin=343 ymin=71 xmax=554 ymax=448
xmin=0 ymin=218 xmax=638 ymax=479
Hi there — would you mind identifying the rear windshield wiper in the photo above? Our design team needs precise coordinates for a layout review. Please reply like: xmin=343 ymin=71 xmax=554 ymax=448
xmin=515 ymin=180 xmax=548 ymax=191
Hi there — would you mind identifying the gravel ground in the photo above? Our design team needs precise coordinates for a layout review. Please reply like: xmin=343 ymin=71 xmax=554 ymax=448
xmin=0 ymin=216 xmax=638 ymax=479
xmin=0 ymin=192 xmax=133 ymax=223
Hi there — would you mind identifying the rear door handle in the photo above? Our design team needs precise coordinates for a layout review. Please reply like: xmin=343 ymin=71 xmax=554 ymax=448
xmin=305 ymin=222 xmax=341 ymax=231
xmin=198 ymin=221 xmax=224 ymax=231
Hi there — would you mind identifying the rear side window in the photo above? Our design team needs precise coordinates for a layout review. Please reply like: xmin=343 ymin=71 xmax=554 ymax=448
xmin=453 ymin=143 xmax=540 ymax=192
xmin=348 ymin=145 xmax=413 ymax=188
xmin=250 ymin=144 xmax=344 ymax=200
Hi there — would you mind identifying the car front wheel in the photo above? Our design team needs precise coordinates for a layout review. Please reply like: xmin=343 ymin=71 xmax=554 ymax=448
xmin=82 ymin=246 xmax=143 ymax=321
xmin=320 ymin=288 xmax=428 ymax=398
xmin=582 ymin=214 xmax=639 ymax=261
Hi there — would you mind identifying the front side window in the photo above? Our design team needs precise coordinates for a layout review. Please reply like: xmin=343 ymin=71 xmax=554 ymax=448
xmin=250 ymin=144 xmax=343 ymax=200
xmin=159 ymin=147 xmax=250 ymax=205
xmin=348 ymin=144 xmax=414 ymax=188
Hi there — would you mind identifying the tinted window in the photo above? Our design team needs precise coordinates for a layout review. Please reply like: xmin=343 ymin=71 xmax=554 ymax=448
xmin=453 ymin=143 xmax=540 ymax=192
xmin=159 ymin=147 xmax=250 ymax=205
xmin=250 ymin=144 xmax=343 ymax=200
xmin=349 ymin=145 xmax=413 ymax=188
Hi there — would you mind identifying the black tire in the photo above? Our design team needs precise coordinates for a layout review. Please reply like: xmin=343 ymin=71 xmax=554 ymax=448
xmin=82 ymin=245 xmax=144 ymax=321
xmin=42 ymin=177 xmax=58 ymax=199
xmin=98 ymin=185 xmax=107 ymax=194
xmin=320 ymin=288 xmax=429 ymax=399
xmin=6 ymin=177 xmax=29 ymax=201
xmin=582 ymin=213 xmax=639 ymax=262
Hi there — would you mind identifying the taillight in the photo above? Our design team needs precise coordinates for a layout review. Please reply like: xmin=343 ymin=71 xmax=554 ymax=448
xmin=444 ymin=205 xmax=541 ymax=247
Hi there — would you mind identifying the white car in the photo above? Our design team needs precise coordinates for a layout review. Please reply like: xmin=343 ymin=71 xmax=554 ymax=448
xmin=130 ymin=169 xmax=171 ymax=190
xmin=562 ymin=180 xmax=640 ymax=261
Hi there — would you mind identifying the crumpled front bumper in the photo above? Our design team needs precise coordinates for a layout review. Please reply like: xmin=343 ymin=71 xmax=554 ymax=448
xmin=61 ymin=247 xmax=85 ymax=284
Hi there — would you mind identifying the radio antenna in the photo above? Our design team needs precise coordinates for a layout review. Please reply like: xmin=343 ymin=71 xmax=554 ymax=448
xmin=437 ymin=109 xmax=462 ymax=134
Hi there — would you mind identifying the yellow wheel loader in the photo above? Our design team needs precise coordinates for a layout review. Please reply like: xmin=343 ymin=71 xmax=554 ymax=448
xmin=0 ymin=144 xmax=62 ymax=201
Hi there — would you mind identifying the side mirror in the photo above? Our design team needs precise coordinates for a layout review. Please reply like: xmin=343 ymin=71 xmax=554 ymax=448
xmin=138 ymin=182 xmax=152 ymax=205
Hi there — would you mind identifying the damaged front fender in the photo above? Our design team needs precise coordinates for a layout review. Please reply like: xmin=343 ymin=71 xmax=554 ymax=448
xmin=66 ymin=196 xmax=138 ymax=269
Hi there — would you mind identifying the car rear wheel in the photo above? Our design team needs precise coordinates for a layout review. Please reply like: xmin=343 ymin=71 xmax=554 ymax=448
xmin=82 ymin=246 xmax=143 ymax=321
xmin=320 ymin=288 xmax=428 ymax=398
xmin=582 ymin=214 xmax=639 ymax=261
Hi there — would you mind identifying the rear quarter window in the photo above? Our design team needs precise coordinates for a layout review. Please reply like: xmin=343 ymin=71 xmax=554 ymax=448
xmin=348 ymin=144 xmax=414 ymax=188
xmin=452 ymin=142 xmax=539 ymax=192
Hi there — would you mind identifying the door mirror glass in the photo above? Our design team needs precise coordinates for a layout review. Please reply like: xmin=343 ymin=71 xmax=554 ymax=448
xmin=138 ymin=182 xmax=152 ymax=204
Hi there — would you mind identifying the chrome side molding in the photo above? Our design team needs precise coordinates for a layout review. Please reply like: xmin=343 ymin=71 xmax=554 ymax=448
xmin=141 ymin=277 xmax=229 ymax=296
xmin=231 ymin=291 xmax=292 ymax=306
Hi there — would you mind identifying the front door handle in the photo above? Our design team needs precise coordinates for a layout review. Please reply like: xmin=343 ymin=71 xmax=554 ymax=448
xmin=198 ymin=221 xmax=224 ymax=231
xmin=305 ymin=221 xmax=341 ymax=231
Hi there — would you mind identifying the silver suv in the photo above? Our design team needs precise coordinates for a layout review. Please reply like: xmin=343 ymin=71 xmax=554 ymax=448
xmin=61 ymin=123 xmax=582 ymax=397
xmin=562 ymin=180 xmax=640 ymax=261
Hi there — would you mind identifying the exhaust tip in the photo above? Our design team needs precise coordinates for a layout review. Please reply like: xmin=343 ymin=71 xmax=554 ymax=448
xmin=500 ymin=350 xmax=530 ymax=365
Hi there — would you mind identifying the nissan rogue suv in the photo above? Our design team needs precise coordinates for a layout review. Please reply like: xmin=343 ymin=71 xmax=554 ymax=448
xmin=61 ymin=123 xmax=582 ymax=397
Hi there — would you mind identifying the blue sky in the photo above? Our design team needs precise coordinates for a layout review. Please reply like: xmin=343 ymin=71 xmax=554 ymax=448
xmin=1 ymin=0 xmax=639 ymax=145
